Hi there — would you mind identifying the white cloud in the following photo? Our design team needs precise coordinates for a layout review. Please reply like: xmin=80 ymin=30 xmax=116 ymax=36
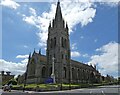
xmin=82 ymin=53 xmax=89 ymax=58
xmin=22 ymin=1 xmax=96 ymax=48
xmin=29 ymin=7 xmax=37 ymax=16
xmin=0 ymin=54 xmax=29 ymax=75
xmin=21 ymin=0 xmax=118 ymax=52
xmin=16 ymin=54 xmax=29 ymax=59
xmin=23 ymin=45 xmax=29 ymax=48
xmin=88 ymin=41 xmax=118 ymax=77
xmin=21 ymin=0 xmax=119 ymax=49
xmin=0 ymin=59 xmax=27 ymax=75
xmin=21 ymin=58 xmax=28 ymax=64
xmin=71 ymin=43 xmax=77 ymax=50
xmin=94 ymin=39 xmax=98 ymax=43
xmin=80 ymin=36 xmax=84 ymax=39
xmin=1 ymin=0 xmax=118 ymax=49
xmin=22 ymin=15 xmax=36 ymax=26
xmin=90 ymin=0 xmax=119 ymax=7
xmin=1 ymin=0 xmax=20 ymax=9
xmin=90 ymin=0 xmax=119 ymax=2
xmin=22 ymin=7 xmax=38 ymax=26
xmin=71 ymin=51 xmax=81 ymax=57
xmin=61 ymin=1 xmax=96 ymax=30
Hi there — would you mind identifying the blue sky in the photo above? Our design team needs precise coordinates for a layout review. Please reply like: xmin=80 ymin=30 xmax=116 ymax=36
xmin=0 ymin=0 xmax=119 ymax=78
xmin=70 ymin=4 xmax=118 ymax=62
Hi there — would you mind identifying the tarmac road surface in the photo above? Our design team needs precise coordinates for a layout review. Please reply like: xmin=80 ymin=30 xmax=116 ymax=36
xmin=1 ymin=85 xmax=120 ymax=95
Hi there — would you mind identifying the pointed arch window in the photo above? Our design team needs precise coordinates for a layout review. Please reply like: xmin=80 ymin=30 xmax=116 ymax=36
xmin=61 ymin=37 xmax=64 ymax=47
xmin=50 ymin=39 xmax=53 ymax=48
xmin=62 ymin=54 xmax=64 ymax=59
xmin=54 ymin=37 xmax=56 ymax=47
xmin=42 ymin=67 xmax=46 ymax=78
xmin=54 ymin=53 xmax=56 ymax=58
xmin=64 ymin=39 xmax=67 ymax=48
xmin=65 ymin=55 xmax=67 ymax=60
xmin=63 ymin=67 xmax=67 ymax=78
xmin=72 ymin=68 xmax=74 ymax=80
xmin=29 ymin=59 xmax=35 ymax=75
xmin=50 ymin=55 xmax=52 ymax=61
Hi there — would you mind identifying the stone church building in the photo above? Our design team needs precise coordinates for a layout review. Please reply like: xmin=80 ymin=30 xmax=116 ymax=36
xmin=18 ymin=1 xmax=101 ymax=84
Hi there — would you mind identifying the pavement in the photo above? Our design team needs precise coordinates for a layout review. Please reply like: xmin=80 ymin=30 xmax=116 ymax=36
xmin=1 ymin=85 xmax=120 ymax=95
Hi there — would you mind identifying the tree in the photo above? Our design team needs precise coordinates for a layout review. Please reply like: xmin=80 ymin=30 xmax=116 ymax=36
xmin=8 ymin=79 xmax=17 ymax=85
xmin=118 ymin=77 xmax=120 ymax=84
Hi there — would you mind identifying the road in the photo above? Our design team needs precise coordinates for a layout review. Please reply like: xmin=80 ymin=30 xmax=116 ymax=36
xmin=1 ymin=85 xmax=120 ymax=95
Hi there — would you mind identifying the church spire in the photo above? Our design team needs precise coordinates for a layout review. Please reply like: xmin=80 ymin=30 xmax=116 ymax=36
xmin=55 ymin=1 xmax=62 ymax=21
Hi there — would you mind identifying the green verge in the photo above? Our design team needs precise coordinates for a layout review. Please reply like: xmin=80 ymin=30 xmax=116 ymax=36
xmin=13 ymin=83 xmax=80 ymax=89
xmin=13 ymin=82 xmax=117 ymax=91
xmin=12 ymin=83 xmax=96 ymax=88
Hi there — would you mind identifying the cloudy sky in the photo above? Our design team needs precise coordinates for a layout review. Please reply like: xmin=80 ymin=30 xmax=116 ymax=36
xmin=0 ymin=0 xmax=119 ymax=78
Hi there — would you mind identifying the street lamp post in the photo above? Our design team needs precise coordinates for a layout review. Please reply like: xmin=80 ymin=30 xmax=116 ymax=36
xmin=51 ymin=57 xmax=56 ymax=84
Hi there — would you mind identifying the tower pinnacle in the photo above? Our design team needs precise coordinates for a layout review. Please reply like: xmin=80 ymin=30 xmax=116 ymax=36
xmin=28 ymin=52 xmax=31 ymax=62
xmin=66 ymin=22 xmax=68 ymax=30
xmin=34 ymin=48 xmax=36 ymax=53
xmin=49 ymin=21 xmax=51 ymax=28
xmin=29 ymin=52 xmax=31 ymax=59
xmin=39 ymin=48 xmax=41 ymax=55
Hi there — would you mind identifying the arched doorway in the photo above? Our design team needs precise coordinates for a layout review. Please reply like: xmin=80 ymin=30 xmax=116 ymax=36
xmin=42 ymin=66 xmax=46 ymax=78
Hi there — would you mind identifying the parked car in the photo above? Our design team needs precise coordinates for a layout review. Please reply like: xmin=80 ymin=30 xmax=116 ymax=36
xmin=3 ymin=84 xmax=11 ymax=92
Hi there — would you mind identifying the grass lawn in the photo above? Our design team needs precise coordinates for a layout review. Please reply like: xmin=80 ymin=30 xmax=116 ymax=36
xmin=13 ymin=83 xmax=80 ymax=89
xmin=12 ymin=83 xmax=104 ymax=91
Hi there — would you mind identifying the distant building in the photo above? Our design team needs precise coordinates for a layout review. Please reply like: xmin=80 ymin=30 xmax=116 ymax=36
xmin=18 ymin=1 xmax=102 ymax=84
xmin=1 ymin=71 xmax=14 ymax=85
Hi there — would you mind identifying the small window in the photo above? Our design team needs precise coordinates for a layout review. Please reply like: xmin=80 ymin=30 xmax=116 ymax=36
xmin=61 ymin=37 xmax=64 ymax=48
xmin=54 ymin=37 xmax=56 ymax=47
xmin=62 ymin=54 xmax=64 ymax=59
xmin=64 ymin=39 xmax=67 ymax=48
xmin=65 ymin=55 xmax=67 ymax=60
xmin=50 ymin=55 xmax=52 ymax=60
xmin=63 ymin=67 xmax=67 ymax=78
xmin=50 ymin=39 xmax=53 ymax=48
xmin=54 ymin=54 xmax=55 ymax=58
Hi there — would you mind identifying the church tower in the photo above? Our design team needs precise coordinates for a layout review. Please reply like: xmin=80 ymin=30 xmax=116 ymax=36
xmin=46 ymin=1 xmax=71 ymax=83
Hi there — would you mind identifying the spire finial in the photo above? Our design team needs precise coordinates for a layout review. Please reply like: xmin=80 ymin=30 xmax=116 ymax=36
xmin=58 ymin=0 xmax=60 ymax=3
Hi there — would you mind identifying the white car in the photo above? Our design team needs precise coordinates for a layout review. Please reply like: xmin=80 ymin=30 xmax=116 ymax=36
xmin=3 ymin=85 xmax=11 ymax=92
